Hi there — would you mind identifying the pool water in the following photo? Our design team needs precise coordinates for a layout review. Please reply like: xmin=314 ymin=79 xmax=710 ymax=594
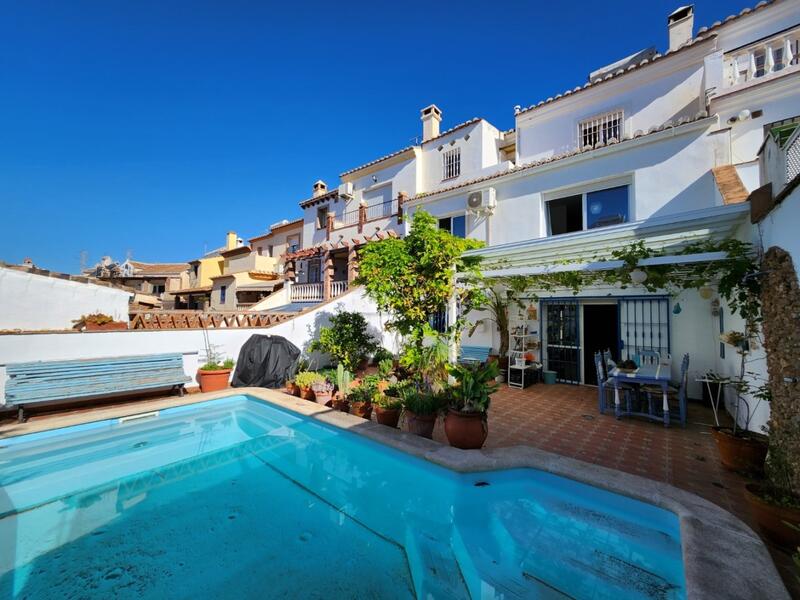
xmin=0 ymin=395 xmax=685 ymax=599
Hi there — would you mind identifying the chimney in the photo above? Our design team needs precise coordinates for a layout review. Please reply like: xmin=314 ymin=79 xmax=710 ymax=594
xmin=668 ymin=5 xmax=694 ymax=52
xmin=225 ymin=231 xmax=238 ymax=251
xmin=420 ymin=104 xmax=442 ymax=142
xmin=312 ymin=180 xmax=328 ymax=197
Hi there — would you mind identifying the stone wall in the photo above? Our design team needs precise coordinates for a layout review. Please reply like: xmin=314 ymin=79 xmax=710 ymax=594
xmin=761 ymin=247 xmax=800 ymax=493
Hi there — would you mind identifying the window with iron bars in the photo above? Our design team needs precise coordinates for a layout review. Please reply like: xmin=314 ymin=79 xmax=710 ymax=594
xmin=579 ymin=110 xmax=623 ymax=148
xmin=442 ymin=147 xmax=461 ymax=180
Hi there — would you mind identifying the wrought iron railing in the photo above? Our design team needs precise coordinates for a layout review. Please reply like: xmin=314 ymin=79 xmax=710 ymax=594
xmin=365 ymin=199 xmax=398 ymax=221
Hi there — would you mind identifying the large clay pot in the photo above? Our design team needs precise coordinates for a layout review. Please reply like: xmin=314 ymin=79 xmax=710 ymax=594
xmin=197 ymin=369 xmax=232 ymax=393
xmin=292 ymin=384 xmax=302 ymax=398
xmin=332 ymin=397 xmax=351 ymax=413
xmin=314 ymin=391 xmax=332 ymax=405
xmin=444 ymin=409 xmax=488 ymax=449
xmin=404 ymin=410 xmax=437 ymax=439
xmin=712 ymin=427 xmax=768 ymax=473
xmin=351 ymin=401 xmax=373 ymax=420
xmin=299 ymin=386 xmax=316 ymax=402
xmin=374 ymin=405 xmax=401 ymax=428
xmin=744 ymin=484 xmax=800 ymax=549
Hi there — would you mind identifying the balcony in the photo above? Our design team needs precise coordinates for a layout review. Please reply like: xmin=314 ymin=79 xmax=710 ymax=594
xmin=289 ymin=280 xmax=349 ymax=303
xmin=723 ymin=28 xmax=799 ymax=91
xmin=333 ymin=199 xmax=398 ymax=230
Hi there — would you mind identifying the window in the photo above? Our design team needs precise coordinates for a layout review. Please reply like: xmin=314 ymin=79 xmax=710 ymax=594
xmin=547 ymin=195 xmax=583 ymax=235
xmin=267 ymin=245 xmax=274 ymax=257
xmin=256 ymin=246 xmax=263 ymax=256
xmin=308 ymin=259 xmax=321 ymax=283
xmin=547 ymin=185 xmax=629 ymax=235
xmin=316 ymin=206 xmax=329 ymax=229
xmin=579 ymin=110 xmax=623 ymax=148
xmin=220 ymin=285 xmax=227 ymax=304
xmin=442 ymin=147 xmax=461 ymax=180
xmin=151 ymin=284 xmax=165 ymax=295
xmin=754 ymin=49 xmax=766 ymax=78
xmin=287 ymin=235 xmax=299 ymax=253
xmin=438 ymin=215 xmax=466 ymax=238
xmin=192 ymin=265 xmax=198 ymax=277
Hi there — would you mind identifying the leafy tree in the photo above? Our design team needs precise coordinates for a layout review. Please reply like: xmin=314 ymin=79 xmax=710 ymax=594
xmin=356 ymin=210 xmax=485 ymax=349
xmin=309 ymin=310 xmax=378 ymax=371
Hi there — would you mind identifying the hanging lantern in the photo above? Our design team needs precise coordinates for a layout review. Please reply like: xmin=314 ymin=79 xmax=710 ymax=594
xmin=698 ymin=284 xmax=714 ymax=300
xmin=630 ymin=268 xmax=648 ymax=285
xmin=673 ymin=302 xmax=682 ymax=315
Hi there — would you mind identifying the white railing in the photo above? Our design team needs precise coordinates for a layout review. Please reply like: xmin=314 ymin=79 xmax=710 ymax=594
xmin=724 ymin=29 xmax=800 ymax=89
xmin=331 ymin=280 xmax=349 ymax=298
xmin=787 ymin=126 xmax=800 ymax=184
xmin=291 ymin=283 xmax=323 ymax=302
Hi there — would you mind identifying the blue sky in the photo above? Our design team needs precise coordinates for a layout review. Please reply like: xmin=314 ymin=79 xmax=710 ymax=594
xmin=0 ymin=0 xmax=749 ymax=273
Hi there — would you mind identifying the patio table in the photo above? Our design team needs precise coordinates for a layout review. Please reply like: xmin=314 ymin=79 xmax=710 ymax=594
xmin=608 ymin=363 xmax=678 ymax=427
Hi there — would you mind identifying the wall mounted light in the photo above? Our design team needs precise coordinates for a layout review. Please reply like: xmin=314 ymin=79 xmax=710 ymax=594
xmin=698 ymin=284 xmax=715 ymax=300
xmin=673 ymin=302 xmax=682 ymax=315
xmin=630 ymin=268 xmax=648 ymax=285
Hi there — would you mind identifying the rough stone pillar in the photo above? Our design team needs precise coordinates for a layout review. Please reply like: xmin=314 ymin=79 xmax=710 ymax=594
xmin=358 ymin=203 xmax=367 ymax=233
xmin=284 ymin=257 xmax=296 ymax=282
xmin=347 ymin=245 xmax=359 ymax=283
xmin=323 ymin=250 xmax=334 ymax=301
xmin=397 ymin=191 xmax=408 ymax=224
xmin=326 ymin=213 xmax=335 ymax=241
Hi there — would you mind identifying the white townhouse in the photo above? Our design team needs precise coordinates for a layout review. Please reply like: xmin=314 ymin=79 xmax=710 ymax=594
xmin=284 ymin=105 xmax=513 ymax=303
xmin=402 ymin=1 xmax=800 ymax=431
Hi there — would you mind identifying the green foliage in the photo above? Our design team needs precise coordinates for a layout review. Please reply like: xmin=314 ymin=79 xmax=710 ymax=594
xmin=294 ymin=371 xmax=325 ymax=388
xmin=309 ymin=310 xmax=378 ymax=372
xmin=317 ymin=368 xmax=338 ymax=385
xmin=448 ymin=361 xmax=500 ymax=414
xmin=399 ymin=385 xmax=444 ymax=416
xmin=468 ymin=281 xmax=527 ymax=358
xmin=385 ymin=380 xmax=412 ymax=398
xmin=377 ymin=358 xmax=394 ymax=379
xmin=336 ymin=363 xmax=352 ymax=395
xmin=348 ymin=378 xmax=377 ymax=404
xmin=200 ymin=357 xmax=235 ymax=371
xmin=356 ymin=210 xmax=486 ymax=347
xmin=400 ymin=331 xmax=450 ymax=393
xmin=372 ymin=347 xmax=394 ymax=365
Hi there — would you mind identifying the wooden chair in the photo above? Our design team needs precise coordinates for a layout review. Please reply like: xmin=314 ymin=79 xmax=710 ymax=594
xmin=643 ymin=353 xmax=690 ymax=426
xmin=595 ymin=350 xmax=633 ymax=414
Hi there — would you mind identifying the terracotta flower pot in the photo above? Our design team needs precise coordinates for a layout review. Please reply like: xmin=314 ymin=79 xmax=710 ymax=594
xmin=744 ymin=484 xmax=800 ymax=549
xmin=712 ymin=427 xmax=768 ymax=473
xmin=314 ymin=391 xmax=332 ymax=406
xmin=299 ymin=386 xmax=316 ymax=402
xmin=332 ymin=397 xmax=351 ymax=413
xmin=292 ymin=384 xmax=302 ymax=398
xmin=197 ymin=368 xmax=232 ymax=393
xmin=351 ymin=401 xmax=373 ymax=420
xmin=285 ymin=381 xmax=296 ymax=395
xmin=374 ymin=405 xmax=400 ymax=428
xmin=444 ymin=409 xmax=488 ymax=449
xmin=404 ymin=410 xmax=437 ymax=439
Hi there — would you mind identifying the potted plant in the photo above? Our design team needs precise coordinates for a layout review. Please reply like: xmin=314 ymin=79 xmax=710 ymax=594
xmin=309 ymin=310 xmax=379 ymax=374
xmin=285 ymin=377 xmax=297 ymax=396
xmin=374 ymin=381 xmax=406 ymax=428
xmin=73 ymin=312 xmax=128 ymax=331
xmin=294 ymin=371 xmax=324 ymax=401
xmin=349 ymin=377 xmax=377 ymax=420
xmin=400 ymin=386 xmax=443 ymax=439
xmin=197 ymin=358 xmax=235 ymax=392
xmin=332 ymin=364 xmax=353 ymax=413
xmin=311 ymin=377 xmax=334 ymax=406
xmin=744 ymin=444 xmax=800 ymax=549
xmin=445 ymin=361 xmax=499 ymax=449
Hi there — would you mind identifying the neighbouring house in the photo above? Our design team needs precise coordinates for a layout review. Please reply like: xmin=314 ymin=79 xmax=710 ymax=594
xmin=87 ymin=256 xmax=189 ymax=309
xmin=0 ymin=261 xmax=132 ymax=331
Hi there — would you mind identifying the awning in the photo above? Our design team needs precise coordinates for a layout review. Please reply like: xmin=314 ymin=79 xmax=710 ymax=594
xmin=170 ymin=286 xmax=212 ymax=295
xmin=237 ymin=281 xmax=282 ymax=292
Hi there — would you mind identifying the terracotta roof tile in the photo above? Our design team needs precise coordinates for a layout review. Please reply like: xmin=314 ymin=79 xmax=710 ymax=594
xmin=712 ymin=165 xmax=750 ymax=205
xmin=128 ymin=261 xmax=189 ymax=275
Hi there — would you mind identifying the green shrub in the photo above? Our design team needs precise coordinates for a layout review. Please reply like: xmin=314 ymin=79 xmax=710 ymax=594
xmin=294 ymin=371 xmax=325 ymax=389
xmin=400 ymin=386 xmax=444 ymax=416
xmin=373 ymin=347 xmax=394 ymax=365
xmin=348 ymin=383 xmax=375 ymax=405
xmin=447 ymin=361 xmax=500 ymax=414
xmin=309 ymin=311 xmax=378 ymax=372
xmin=377 ymin=358 xmax=394 ymax=380
xmin=200 ymin=358 xmax=235 ymax=371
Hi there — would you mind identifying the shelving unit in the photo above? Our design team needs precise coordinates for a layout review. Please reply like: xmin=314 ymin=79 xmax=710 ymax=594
xmin=507 ymin=304 xmax=541 ymax=389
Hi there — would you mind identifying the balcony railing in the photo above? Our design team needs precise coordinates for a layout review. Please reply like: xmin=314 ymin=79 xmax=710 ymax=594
xmin=724 ymin=28 xmax=799 ymax=89
xmin=290 ymin=283 xmax=324 ymax=302
xmin=333 ymin=199 xmax=398 ymax=230
xmin=365 ymin=199 xmax=398 ymax=221
xmin=289 ymin=280 xmax=349 ymax=303
xmin=335 ymin=209 xmax=360 ymax=228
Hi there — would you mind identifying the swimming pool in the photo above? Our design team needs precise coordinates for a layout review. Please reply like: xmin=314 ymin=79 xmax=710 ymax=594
xmin=0 ymin=394 xmax=686 ymax=599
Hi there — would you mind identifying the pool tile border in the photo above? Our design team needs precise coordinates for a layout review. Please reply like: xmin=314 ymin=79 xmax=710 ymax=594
xmin=1 ymin=387 xmax=789 ymax=599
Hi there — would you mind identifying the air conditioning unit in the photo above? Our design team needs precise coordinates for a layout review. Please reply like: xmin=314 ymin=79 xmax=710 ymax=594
xmin=467 ymin=187 xmax=497 ymax=213
xmin=338 ymin=182 xmax=354 ymax=199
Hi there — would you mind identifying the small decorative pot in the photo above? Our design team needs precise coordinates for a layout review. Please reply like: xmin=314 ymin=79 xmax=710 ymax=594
xmin=404 ymin=410 xmax=437 ymax=439
xmin=299 ymin=386 xmax=316 ymax=402
xmin=332 ymin=395 xmax=351 ymax=413
xmin=444 ymin=409 xmax=488 ymax=449
xmin=374 ymin=405 xmax=401 ymax=428
xmin=712 ymin=427 xmax=768 ymax=473
xmin=314 ymin=391 xmax=332 ymax=406
xmin=197 ymin=368 xmax=232 ymax=393
xmin=285 ymin=381 xmax=296 ymax=395
xmin=744 ymin=483 xmax=800 ymax=549
xmin=351 ymin=401 xmax=373 ymax=420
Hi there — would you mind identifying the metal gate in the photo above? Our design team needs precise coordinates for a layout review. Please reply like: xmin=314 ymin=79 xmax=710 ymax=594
xmin=543 ymin=300 xmax=580 ymax=384
xmin=618 ymin=297 xmax=670 ymax=360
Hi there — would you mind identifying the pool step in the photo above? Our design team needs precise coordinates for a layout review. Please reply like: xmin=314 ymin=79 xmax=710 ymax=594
xmin=403 ymin=519 xmax=470 ymax=600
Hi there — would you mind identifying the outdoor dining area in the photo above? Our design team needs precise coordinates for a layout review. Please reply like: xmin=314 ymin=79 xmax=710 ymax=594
xmin=594 ymin=349 xmax=689 ymax=427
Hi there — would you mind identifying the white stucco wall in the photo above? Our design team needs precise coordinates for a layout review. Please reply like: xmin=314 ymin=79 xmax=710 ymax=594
xmin=0 ymin=288 xmax=396 ymax=406
xmin=0 ymin=267 xmax=132 ymax=331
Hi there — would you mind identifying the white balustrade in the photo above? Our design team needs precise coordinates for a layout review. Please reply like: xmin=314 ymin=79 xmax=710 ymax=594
xmin=724 ymin=29 xmax=799 ymax=89
xmin=330 ymin=280 xmax=349 ymax=298
xmin=290 ymin=283 xmax=324 ymax=302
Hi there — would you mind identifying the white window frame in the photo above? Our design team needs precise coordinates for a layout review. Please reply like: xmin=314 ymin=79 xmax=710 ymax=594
xmin=578 ymin=109 xmax=624 ymax=148
xmin=442 ymin=147 xmax=461 ymax=180
xmin=543 ymin=176 xmax=633 ymax=237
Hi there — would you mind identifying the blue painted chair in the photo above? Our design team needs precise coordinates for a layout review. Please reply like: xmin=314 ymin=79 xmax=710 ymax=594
xmin=5 ymin=353 xmax=190 ymax=422
xmin=643 ymin=353 xmax=690 ymax=426
xmin=637 ymin=349 xmax=661 ymax=367
xmin=595 ymin=350 xmax=633 ymax=415
xmin=458 ymin=346 xmax=492 ymax=365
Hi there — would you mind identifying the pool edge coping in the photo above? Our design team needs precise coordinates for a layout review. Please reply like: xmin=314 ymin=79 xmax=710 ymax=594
xmin=1 ymin=387 xmax=789 ymax=599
